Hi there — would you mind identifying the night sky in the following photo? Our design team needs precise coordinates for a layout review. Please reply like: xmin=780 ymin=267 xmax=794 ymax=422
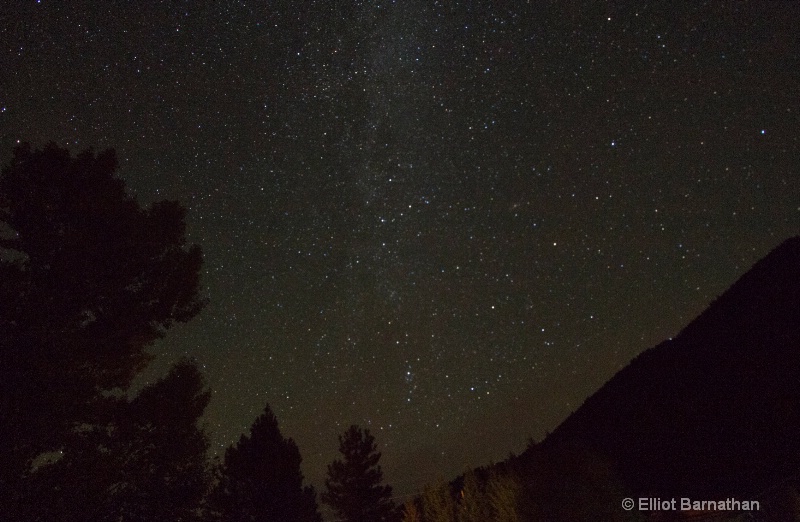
xmin=2 ymin=1 xmax=798 ymax=498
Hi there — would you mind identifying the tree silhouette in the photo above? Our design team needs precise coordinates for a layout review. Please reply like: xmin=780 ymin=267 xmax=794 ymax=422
xmin=322 ymin=425 xmax=400 ymax=522
xmin=485 ymin=471 xmax=521 ymax=522
xmin=401 ymin=498 xmax=423 ymax=522
xmin=27 ymin=359 xmax=212 ymax=521
xmin=0 ymin=143 xmax=206 ymax=519
xmin=209 ymin=403 xmax=321 ymax=522
xmin=107 ymin=359 xmax=212 ymax=521
xmin=457 ymin=469 xmax=491 ymax=522
xmin=421 ymin=479 xmax=456 ymax=522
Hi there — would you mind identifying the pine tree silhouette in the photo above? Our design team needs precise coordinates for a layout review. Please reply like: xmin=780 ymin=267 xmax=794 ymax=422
xmin=29 ymin=360 xmax=212 ymax=521
xmin=401 ymin=498 xmax=423 ymax=522
xmin=322 ymin=425 xmax=400 ymax=522
xmin=421 ymin=479 xmax=456 ymax=522
xmin=0 ymin=143 xmax=206 ymax=520
xmin=210 ymin=403 xmax=321 ymax=522
xmin=458 ymin=469 xmax=491 ymax=522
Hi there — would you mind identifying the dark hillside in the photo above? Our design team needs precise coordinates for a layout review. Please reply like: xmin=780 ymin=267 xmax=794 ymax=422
xmin=533 ymin=236 xmax=800 ymax=499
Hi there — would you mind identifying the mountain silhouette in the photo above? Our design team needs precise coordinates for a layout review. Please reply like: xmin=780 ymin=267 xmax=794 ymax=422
xmin=530 ymin=236 xmax=800 ymax=500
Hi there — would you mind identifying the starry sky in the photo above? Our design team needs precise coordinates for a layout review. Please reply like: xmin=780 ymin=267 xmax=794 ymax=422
xmin=2 ymin=0 xmax=798 ymax=499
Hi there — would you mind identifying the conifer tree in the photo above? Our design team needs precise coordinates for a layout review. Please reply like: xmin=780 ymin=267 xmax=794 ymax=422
xmin=322 ymin=425 xmax=400 ymax=522
xmin=109 ymin=360 xmax=212 ymax=521
xmin=402 ymin=498 xmax=423 ymax=522
xmin=22 ymin=359 xmax=212 ymax=521
xmin=421 ymin=480 xmax=456 ymax=522
xmin=0 ymin=143 xmax=206 ymax=520
xmin=486 ymin=471 xmax=521 ymax=522
xmin=457 ymin=469 xmax=491 ymax=522
xmin=210 ymin=403 xmax=321 ymax=522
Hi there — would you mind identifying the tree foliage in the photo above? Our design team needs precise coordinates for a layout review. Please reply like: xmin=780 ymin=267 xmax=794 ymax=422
xmin=27 ymin=360 xmax=212 ymax=521
xmin=106 ymin=360 xmax=212 ymax=521
xmin=0 ymin=143 xmax=207 ymax=519
xmin=402 ymin=498 xmax=423 ymax=522
xmin=322 ymin=425 xmax=400 ymax=522
xmin=412 ymin=469 xmax=522 ymax=522
xmin=421 ymin=480 xmax=456 ymax=522
xmin=457 ymin=469 xmax=491 ymax=522
xmin=485 ymin=471 xmax=521 ymax=522
xmin=209 ymin=403 xmax=321 ymax=522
